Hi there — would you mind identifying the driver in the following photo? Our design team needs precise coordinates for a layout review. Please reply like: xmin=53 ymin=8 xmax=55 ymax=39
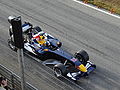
xmin=32 ymin=34 xmax=46 ymax=47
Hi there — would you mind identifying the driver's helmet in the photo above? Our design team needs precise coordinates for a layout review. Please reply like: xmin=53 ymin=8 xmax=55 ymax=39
xmin=39 ymin=35 xmax=45 ymax=40
xmin=36 ymin=35 xmax=46 ymax=45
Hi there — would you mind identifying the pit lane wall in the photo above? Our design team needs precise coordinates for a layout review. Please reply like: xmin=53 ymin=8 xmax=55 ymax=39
xmin=0 ymin=64 xmax=38 ymax=90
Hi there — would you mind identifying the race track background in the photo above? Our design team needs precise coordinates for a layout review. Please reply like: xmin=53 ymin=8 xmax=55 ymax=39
xmin=0 ymin=0 xmax=120 ymax=90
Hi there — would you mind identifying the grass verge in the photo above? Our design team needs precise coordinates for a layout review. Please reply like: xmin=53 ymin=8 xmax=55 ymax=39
xmin=78 ymin=0 xmax=120 ymax=15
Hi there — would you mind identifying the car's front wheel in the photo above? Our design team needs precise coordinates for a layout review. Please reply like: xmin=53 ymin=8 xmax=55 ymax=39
xmin=53 ymin=63 xmax=67 ymax=78
xmin=74 ymin=50 xmax=89 ymax=64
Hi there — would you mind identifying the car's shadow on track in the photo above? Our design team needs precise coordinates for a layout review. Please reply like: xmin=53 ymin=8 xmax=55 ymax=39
xmin=76 ymin=66 xmax=120 ymax=90
xmin=24 ymin=50 xmax=120 ymax=90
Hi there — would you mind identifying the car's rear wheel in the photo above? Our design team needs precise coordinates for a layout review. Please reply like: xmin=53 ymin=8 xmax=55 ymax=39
xmin=34 ymin=26 xmax=42 ymax=32
xmin=53 ymin=63 xmax=67 ymax=78
xmin=8 ymin=39 xmax=17 ymax=51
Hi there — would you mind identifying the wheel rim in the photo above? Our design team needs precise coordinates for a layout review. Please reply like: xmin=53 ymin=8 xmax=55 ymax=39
xmin=8 ymin=40 xmax=16 ymax=50
xmin=9 ymin=42 xmax=15 ymax=49
xmin=54 ymin=68 xmax=62 ymax=77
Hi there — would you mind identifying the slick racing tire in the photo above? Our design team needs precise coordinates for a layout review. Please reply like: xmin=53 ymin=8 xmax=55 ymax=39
xmin=34 ymin=26 xmax=42 ymax=32
xmin=53 ymin=63 xmax=67 ymax=78
xmin=74 ymin=50 xmax=89 ymax=63
xmin=8 ymin=39 xmax=17 ymax=51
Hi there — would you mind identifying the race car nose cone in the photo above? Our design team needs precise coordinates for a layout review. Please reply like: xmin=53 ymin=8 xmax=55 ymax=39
xmin=78 ymin=64 xmax=87 ymax=72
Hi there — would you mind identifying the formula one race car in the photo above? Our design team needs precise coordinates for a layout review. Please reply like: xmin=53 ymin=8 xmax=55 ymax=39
xmin=8 ymin=16 xmax=96 ymax=81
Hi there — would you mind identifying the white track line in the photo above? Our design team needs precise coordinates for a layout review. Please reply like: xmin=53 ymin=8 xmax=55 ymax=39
xmin=73 ymin=0 xmax=120 ymax=19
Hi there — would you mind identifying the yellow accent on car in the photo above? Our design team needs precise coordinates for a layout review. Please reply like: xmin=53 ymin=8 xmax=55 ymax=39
xmin=38 ymin=40 xmax=46 ymax=45
xmin=44 ymin=49 xmax=49 ymax=51
xmin=39 ymin=36 xmax=44 ymax=39
xmin=78 ymin=64 xmax=87 ymax=72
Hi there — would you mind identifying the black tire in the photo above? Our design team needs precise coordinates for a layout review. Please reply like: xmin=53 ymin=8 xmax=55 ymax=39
xmin=34 ymin=26 xmax=42 ymax=32
xmin=8 ymin=39 xmax=17 ymax=51
xmin=53 ymin=63 xmax=67 ymax=77
xmin=9 ymin=28 xmax=13 ymax=36
xmin=74 ymin=50 xmax=89 ymax=63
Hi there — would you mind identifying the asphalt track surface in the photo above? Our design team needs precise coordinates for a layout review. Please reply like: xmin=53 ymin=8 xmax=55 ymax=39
xmin=0 ymin=0 xmax=120 ymax=90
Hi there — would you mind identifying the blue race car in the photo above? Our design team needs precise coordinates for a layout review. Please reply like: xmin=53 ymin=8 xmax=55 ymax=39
xmin=8 ymin=16 xmax=96 ymax=81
